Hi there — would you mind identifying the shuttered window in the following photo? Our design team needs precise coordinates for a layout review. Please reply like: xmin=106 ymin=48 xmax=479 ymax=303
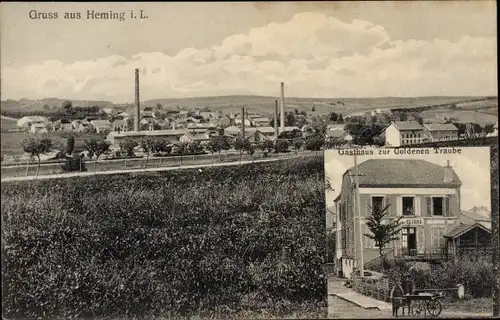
xmin=444 ymin=196 xmax=450 ymax=216
xmin=426 ymin=197 xmax=432 ymax=216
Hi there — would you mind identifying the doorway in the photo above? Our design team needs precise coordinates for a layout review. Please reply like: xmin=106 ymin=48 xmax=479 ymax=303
xmin=402 ymin=227 xmax=417 ymax=256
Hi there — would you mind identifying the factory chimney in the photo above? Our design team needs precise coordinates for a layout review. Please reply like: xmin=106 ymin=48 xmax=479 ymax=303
xmin=134 ymin=69 xmax=140 ymax=132
xmin=274 ymin=100 xmax=279 ymax=138
xmin=241 ymin=106 xmax=246 ymax=139
xmin=280 ymin=82 xmax=285 ymax=134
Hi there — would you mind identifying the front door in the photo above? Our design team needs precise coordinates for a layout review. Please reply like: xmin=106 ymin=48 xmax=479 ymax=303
xmin=402 ymin=227 xmax=417 ymax=256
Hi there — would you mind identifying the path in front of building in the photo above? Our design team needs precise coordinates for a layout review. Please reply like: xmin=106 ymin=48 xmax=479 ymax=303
xmin=327 ymin=276 xmax=493 ymax=319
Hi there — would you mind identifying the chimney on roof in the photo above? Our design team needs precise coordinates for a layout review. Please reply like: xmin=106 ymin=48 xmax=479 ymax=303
xmin=134 ymin=69 xmax=140 ymax=132
xmin=444 ymin=160 xmax=453 ymax=183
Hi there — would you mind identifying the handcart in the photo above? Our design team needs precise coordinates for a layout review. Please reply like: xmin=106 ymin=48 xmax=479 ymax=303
xmin=404 ymin=291 xmax=443 ymax=318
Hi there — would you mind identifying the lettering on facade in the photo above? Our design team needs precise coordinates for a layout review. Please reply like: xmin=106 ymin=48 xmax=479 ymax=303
xmin=401 ymin=218 xmax=424 ymax=225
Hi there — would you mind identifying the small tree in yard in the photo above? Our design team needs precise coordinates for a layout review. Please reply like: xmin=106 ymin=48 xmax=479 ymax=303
xmin=140 ymin=138 xmax=155 ymax=169
xmin=21 ymin=137 xmax=54 ymax=177
xmin=304 ymin=134 xmax=324 ymax=151
xmin=84 ymin=139 xmax=111 ymax=172
xmin=119 ymin=139 xmax=138 ymax=168
xmin=364 ymin=203 xmax=403 ymax=258
xmin=248 ymin=144 xmax=255 ymax=162
xmin=234 ymin=136 xmax=251 ymax=163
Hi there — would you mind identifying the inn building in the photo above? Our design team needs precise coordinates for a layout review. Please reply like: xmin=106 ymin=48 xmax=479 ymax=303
xmin=334 ymin=158 xmax=462 ymax=277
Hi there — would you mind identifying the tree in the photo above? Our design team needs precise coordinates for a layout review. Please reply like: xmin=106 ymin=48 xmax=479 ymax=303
xmin=329 ymin=112 xmax=338 ymax=122
xmin=274 ymin=139 xmax=289 ymax=153
xmin=177 ymin=142 xmax=189 ymax=166
xmin=21 ymin=137 xmax=54 ymax=177
xmin=304 ymin=134 xmax=324 ymax=151
xmin=62 ymin=100 xmax=73 ymax=112
xmin=61 ymin=154 xmax=87 ymax=172
xmin=156 ymin=103 xmax=163 ymax=110
xmin=312 ymin=106 xmax=316 ymax=112
xmin=259 ymin=139 xmax=274 ymax=157
xmin=337 ymin=114 xmax=344 ymax=124
xmin=66 ymin=136 xmax=75 ymax=155
xmin=364 ymin=204 xmax=403 ymax=257
xmin=293 ymin=138 xmax=304 ymax=152
xmin=294 ymin=108 xmax=299 ymax=115
xmin=152 ymin=139 xmax=170 ymax=166
xmin=119 ymin=139 xmax=138 ymax=168
xmin=248 ymin=144 xmax=256 ymax=162
xmin=84 ymin=139 xmax=111 ymax=172
xmin=234 ymin=136 xmax=251 ymax=163
xmin=285 ymin=112 xmax=296 ymax=127
xmin=140 ymin=138 xmax=155 ymax=169
xmin=187 ymin=140 xmax=203 ymax=159
xmin=206 ymin=136 xmax=222 ymax=164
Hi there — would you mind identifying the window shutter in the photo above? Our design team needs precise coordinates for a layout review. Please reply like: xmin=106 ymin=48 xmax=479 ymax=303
xmin=415 ymin=196 xmax=421 ymax=216
xmin=426 ymin=197 xmax=432 ymax=216
xmin=365 ymin=196 xmax=370 ymax=217
xmin=444 ymin=196 xmax=450 ymax=217
xmin=396 ymin=197 xmax=403 ymax=216
xmin=385 ymin=196 xmax=391 ymax=216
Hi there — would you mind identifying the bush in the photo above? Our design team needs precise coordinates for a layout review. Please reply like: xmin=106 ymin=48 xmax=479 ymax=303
xmin=60 ymin=154 xmax=88 ymax=172
xmin=1 ymin=155 xmax=327 ymax=319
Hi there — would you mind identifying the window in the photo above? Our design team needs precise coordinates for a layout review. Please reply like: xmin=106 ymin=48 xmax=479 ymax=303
xmin=402 ymin=197 xmax=415 ymax=215
xmin=417 ymin=133 xmax=421 ymax=138
xmin=432 ymin=197 xmax=443 ymax=216
xmin=372 ymin=196 xmax=384 ymax=213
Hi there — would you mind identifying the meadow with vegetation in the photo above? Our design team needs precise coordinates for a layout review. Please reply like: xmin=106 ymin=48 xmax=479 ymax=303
xmin=1 ymin=155 xmax=327 ymax=319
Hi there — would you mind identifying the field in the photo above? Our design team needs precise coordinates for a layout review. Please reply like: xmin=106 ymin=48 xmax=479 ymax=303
xmin=2 ymin=95 xmax=493 ymax=118
xmin=0 ymin=116 xmax=19 ymax=132
xmin=1 ymin=155 xmax=327 ymax=319
xmin=456 ymin=99 xmax=498 ymax=111
xmin=421 ymin=109 xmax=498 ymax=125
xmin=1 ymin=130 xmax=106 ymax=156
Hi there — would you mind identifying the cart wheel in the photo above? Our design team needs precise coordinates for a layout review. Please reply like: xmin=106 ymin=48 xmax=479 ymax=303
xmin=426 ymin=299 xmax=442 ymax=317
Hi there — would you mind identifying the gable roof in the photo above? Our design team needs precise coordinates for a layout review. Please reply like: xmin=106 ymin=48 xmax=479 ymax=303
xmin=391 ymin=121 xmax=424 ymax=131
xmin=423 ymin=123 xmax=459 ymax=131
xmin=444 ymin=222 xmax=491 ymax=239
xmin=90 ymin=120 xmax=111 ymax=127
xmin=345 ymin=159 xmax=462 ymax=188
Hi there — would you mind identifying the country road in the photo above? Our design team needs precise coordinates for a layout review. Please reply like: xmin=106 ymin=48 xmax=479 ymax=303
xmin=1 ymin=153 xmax=316 ymax=182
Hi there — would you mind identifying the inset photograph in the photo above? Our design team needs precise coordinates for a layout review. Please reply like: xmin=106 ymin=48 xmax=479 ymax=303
xmin=326 ymin=147 xmax=492 ymax=318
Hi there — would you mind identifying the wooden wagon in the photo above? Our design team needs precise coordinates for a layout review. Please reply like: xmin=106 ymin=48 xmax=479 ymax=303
xmin=405 ymin=291 xmax=443 ymax=318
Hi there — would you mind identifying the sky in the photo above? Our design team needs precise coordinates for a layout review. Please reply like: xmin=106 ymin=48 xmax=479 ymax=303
xmin=1 ymin=1 xmax=497 ymax=103
xmin=324 ymin=147 xmax=492 ymax=216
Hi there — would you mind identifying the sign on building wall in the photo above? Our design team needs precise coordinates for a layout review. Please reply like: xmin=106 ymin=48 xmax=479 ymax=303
xmin=400 ymin=218 xmax=424 ymax=225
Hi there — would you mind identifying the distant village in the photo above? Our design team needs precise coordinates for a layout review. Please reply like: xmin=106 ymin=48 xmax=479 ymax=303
xmin=9 ymin=99 xmax=499 ymax=154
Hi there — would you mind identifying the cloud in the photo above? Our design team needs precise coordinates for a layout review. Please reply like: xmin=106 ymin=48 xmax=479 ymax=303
xmin=1 ymin=12 xmax=497 ymax=102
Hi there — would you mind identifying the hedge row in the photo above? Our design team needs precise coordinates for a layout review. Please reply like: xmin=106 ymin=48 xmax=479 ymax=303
xmin=1 ymin=155 xmax=327 ymax=319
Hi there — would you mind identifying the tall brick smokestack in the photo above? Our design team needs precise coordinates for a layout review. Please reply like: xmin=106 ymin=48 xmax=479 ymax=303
xmin=241 ymin=106 xmax=245 ymax=139
xmin=134 ymin=69 xmax=140 ymax=132
xmin=280 ymin=82 xmax=285 ymax=134
xmin=274 ymin=100 xmax=279 ymax=138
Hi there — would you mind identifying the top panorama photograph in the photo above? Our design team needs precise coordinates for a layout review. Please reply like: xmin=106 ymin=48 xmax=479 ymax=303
xmin=1 ymin=1 xmax=498 ymax=319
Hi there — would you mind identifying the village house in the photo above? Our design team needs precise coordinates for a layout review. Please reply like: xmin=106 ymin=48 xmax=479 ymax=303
xmin=112 ymin=119 xmax=129 ymax=132
xmin=17 ymin=116 xmax=50 ymax=128
xmin=335 ymin=159 xmax=462 ymax=277
xmin=72 ymin=119 xmax=90 ymax=132
xmin=30 ymin=122 xmax=48 ymax=134
xmin=326 ymin=129 xmax=353 ymax=145
xmin=383 ymin=121 xmax=426 ymax=147
xmin=53 ymin=119 xmax=73 ymax=131
xmin=186 ymin=123 xmax=220 ymax=136
xmin=251 ymin=117 xmax=270 ymax=127
xmin=90 ymin=120 xmax=111 ymax=133
xmin=179 ymin=132 xmax=211 ymax=145
xmin=106 ymin=129 xmax=188 ymax=147
xmin=423 ymin=123 xmax=459 ymax=142
xmin=200 ymin=112 xmax=219 ymax=121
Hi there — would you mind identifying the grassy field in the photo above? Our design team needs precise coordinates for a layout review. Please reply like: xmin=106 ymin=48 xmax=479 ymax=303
xmin=0 ymin=117 xmax=18 ymax=132
xmin=1 ymin=156 xmax=327 ymax=319
xmin=1 ymin=130 xmax=106 ymax=156
xmin=456 ymin=99 xmax=498 ymax=110
xmin=421 ymin=109 xmax=498 ymax=125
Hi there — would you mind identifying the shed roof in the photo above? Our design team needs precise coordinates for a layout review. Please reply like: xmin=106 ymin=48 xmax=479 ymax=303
xmin=444 ymin=222 xmax=491 ymax=239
